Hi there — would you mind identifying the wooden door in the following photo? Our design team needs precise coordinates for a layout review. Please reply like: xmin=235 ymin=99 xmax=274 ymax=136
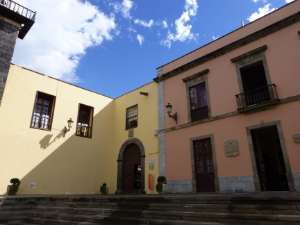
xmin=122 ymin=144 xmax=141 ymax=193
xmin=194 ymin=138 xmax=215 ymax=192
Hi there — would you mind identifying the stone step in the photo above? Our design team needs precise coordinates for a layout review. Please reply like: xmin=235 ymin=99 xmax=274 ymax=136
xmin=25 ymin=216 xmax=227 ymax=225
xmin=24 ymin=210 xmax=300 ymax=224
xmin=1 ymin=193 xmax=300 ymax=224
xmin=30 ymin=203 xmax=300 ymax=216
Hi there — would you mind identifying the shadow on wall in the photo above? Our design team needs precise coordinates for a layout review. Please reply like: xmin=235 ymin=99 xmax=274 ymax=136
xmin=4 ymin=101 xmax=115 ymax=195
xmin=39 ymin=129 xmax=65 ymax=150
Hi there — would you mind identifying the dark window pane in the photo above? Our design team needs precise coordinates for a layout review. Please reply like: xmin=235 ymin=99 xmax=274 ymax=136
xmin=190 ymin=83 xmax=208 ymax=122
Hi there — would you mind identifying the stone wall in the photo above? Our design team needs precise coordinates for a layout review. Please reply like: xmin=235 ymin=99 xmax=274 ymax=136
xmin=0 ymin=19 xmax=19 ymax=104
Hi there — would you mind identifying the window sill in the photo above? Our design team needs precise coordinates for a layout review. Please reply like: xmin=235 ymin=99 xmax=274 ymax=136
xmin=30 ymin=127 xmax=51 ymax=131
xmin=75 ymin=134 xmax=92 ymax=139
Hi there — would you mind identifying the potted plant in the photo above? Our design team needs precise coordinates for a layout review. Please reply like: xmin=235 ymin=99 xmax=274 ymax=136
xmin=100 ymin=183 xmax=108 ymax=195
xmin=7 ymin=178 xmax=21 ymax=196
xmin=156 ymin=176 xmax=166 ymax=194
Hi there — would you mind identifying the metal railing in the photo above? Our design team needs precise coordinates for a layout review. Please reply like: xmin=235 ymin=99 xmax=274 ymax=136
xmin=76 ymin=125 xmax=92 ymax=138
xmin=191 ymin=106 xmax=209 ymax=122
xmin=0 ymin=0 xmax=36 ymax=21
xmin=235 ymin=84 xmax=278 ymax=109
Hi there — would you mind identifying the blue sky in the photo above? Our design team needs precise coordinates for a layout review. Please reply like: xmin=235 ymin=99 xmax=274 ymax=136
xmin=13 ymin=0 xmax=294 ymax=98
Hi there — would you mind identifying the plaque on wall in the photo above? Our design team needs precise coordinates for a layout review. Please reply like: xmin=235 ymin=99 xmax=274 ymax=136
xmin=224 ymin=140 xmax=239 ymax=157
xmin=293 ymin=134 xmax=300 ymax=143
xmin=128 ymin=129 xmax=134 ymax=138
xmin=149 ymin=164 xmax=154 ymax=170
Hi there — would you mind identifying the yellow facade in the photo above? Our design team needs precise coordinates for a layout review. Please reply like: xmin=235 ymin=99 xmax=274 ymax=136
xmin=0 ymin=64 xmax=159 ymax=195
xmin=111 ymin=82 xmax=159 ymax=194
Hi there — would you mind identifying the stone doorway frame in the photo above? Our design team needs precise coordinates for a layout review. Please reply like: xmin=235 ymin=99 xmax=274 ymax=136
xmin=190 ymin=134 xmax=219 ymax=193
xmin=116 ymin=138 xmax=146 ymax=193
xmin=246 ymin=120 xmax=295 ymax=192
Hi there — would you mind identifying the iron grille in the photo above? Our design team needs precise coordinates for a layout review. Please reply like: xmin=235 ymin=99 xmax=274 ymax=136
xmin=235 ymin=84 xmax=278 ymax=109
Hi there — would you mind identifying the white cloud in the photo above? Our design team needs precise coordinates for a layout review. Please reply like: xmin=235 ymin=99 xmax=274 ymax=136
xmin=110 ymin=0 xmax=133 ymax=19
xmin=252 ymin=0 xmax=267 ymax=3
xmin=247 ymin=4 xmax=276 ymax=22
xmin=212 ymin=35 xmax=219 ymax=40
xmin=285 ymin=0 xmax=295 ymax=3
xmin=137 ymin=34 xmax=145 ymax=45
xmin=13 ymin=0 xmax=116 ymax=83
xmin=161 ymin=0 xmax=198 ymax=48
xmin=14 ymin=0 xmax=28 ymax=6
xmin=134 ymin=19 xmax=154 ymax=28
xmin=162 ymin=20 xmax=168 ymax=29
xmin=128 ymin=27 xmax=137 ymax=33
xmin=184 ymin=0 xmax=198 ymax=16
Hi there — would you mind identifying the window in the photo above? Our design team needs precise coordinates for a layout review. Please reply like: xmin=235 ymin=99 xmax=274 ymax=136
xmin=30 ymin=92 xmax=55 ymax=130
xmin=182 ymin=69 xmax=211 ymax=123
xmin=76 ymin=104 xmax=93 ymax=138
xmin=126 ymin=105 xmax=138 ymax=130
xmin=231 ymin=45 xmax=279 ymax=111
xmin=189 ymin=83 xmax=209 ymax=122
xmin=239 ymin=61 xmax=271 ymax=106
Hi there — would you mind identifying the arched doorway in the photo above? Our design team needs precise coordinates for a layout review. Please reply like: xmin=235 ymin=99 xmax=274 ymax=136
xmin=122 ymin=144 xmax=141 ymax=192
xmin=116 ymin=138 xmax=146 ymax=194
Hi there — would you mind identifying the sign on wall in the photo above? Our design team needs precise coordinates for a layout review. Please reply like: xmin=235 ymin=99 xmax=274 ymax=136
xmin=293 ymin=134 xmax=300 ymax=143
xmin=224 ymin=139 xmax=239 ymax=157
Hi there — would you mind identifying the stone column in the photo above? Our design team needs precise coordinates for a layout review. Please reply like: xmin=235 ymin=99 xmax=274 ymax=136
xmin=0 ymin=18 xmax=19 ymax=104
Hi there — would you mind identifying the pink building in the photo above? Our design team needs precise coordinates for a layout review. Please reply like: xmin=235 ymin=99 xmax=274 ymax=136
xmin=155 ymin=1 xmax=300 ymax=193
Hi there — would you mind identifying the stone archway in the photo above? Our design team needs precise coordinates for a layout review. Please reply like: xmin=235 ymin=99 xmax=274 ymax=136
xmin=116 ymin=138 xmax=146 ymax=194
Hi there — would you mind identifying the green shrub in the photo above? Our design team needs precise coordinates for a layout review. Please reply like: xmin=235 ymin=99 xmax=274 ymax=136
xmin=10 ymin=178 xmax=20 ymax=185
xmin=156 ymin=182 xmax=163 ymax=193
xmin=157 ymin=176 xmax=166 ymax=183
xmin=156 ymin=176 xmax=166 ymax=193
xmin=100 ymin=183 xmax=107 ymax=194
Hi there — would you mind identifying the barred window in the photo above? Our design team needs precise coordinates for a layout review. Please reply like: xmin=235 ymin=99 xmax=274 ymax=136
xmin=76 ymin=104 xmax=93 ymax=138
xmin=30 ymin=92 xmax=55 ymax=130
xmin=189 ymin=83 xmax=208 ymax=122
xmin=126 ymin=105 xmax=138 ymax=130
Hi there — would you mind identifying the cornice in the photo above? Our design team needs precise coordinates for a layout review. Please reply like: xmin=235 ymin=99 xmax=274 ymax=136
xmin=230 ymin=45 xmax=267 ymax=62
xmin=182 ymin=69 xmax=210 ymax=82
xmin=154 ymin=11 xmax=300 ymax=83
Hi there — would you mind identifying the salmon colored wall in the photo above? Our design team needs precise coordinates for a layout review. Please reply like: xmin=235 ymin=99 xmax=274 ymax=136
xmin=165 ymin=102 xmax=300 ymax=181
xmin=163 ymin=22 xmax=300 ymax=128
xmin=161 ymin=2 xmax=300 ymax=182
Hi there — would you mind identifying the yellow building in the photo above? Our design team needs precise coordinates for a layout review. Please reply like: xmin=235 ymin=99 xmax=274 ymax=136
xmin=0 ymin=64 xmax=159 ymax=195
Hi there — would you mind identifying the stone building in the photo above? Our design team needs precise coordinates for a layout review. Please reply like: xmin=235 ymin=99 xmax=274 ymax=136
xmin=1 ymin=0 xmax=300 ymax=196
xmin=0 ymin=63 xmax=158 ymax=195
xmin=155 ymin=1 xmax=300 ymax=193
xmin=0 ymin=1 xmax=159 ymax=195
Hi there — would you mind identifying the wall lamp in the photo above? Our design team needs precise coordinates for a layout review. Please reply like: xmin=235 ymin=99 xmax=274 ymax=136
xmin=64 ymin=118 xmax=74 ymax=134
xmin=166 ymin=103 xmax=177 ymax=124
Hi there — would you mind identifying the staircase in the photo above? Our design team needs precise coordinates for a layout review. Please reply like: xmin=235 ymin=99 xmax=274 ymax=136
xmin=1 ymin=192 xmax=300 ymax=224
